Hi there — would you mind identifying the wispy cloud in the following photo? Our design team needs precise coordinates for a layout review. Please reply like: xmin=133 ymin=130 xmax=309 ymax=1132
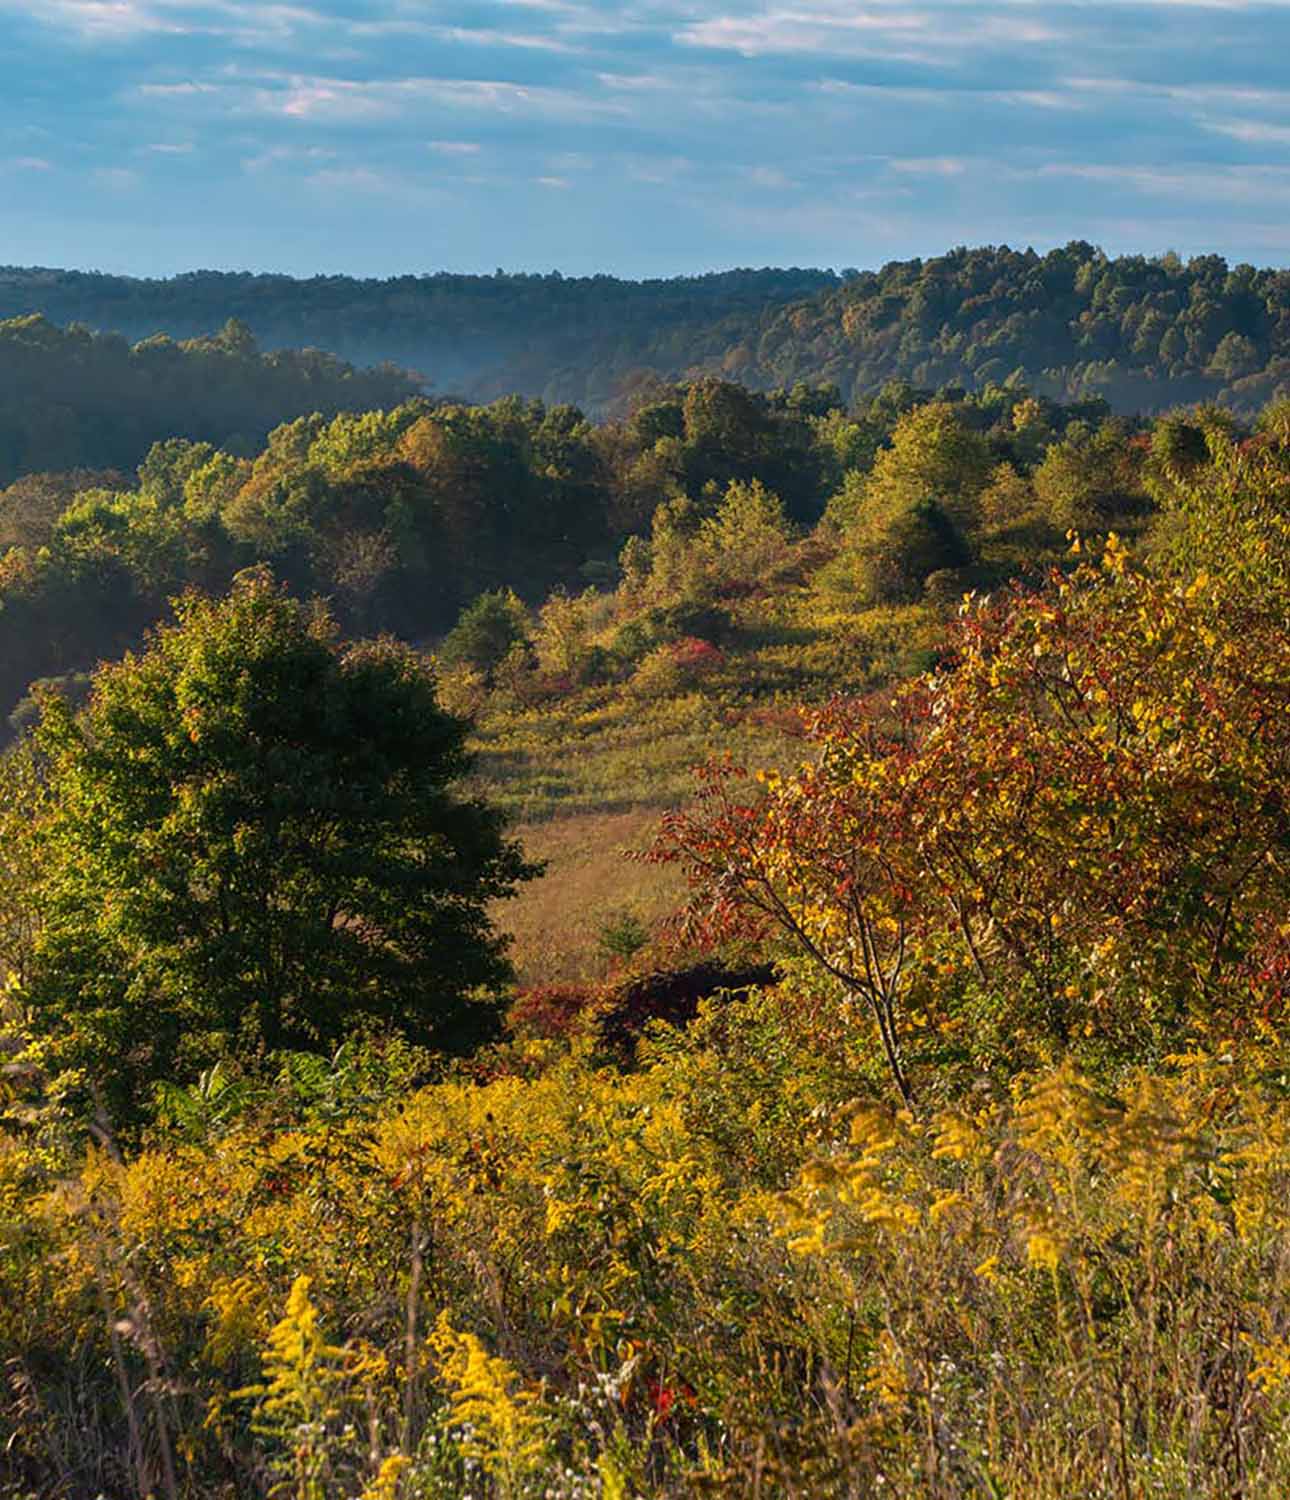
xmin=1202 ymin=118 xmax=1290 ymax=145
xmin=93 ymin=165 xmax=142 ymax=188
xmin=889 ymin=156 xmax=969 ymax=176
xmin=6 ymin=0 xmax=1290 ymax=276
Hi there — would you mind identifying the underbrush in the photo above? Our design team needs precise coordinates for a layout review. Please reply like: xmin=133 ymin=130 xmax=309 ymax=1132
xmin=5 ymin=990 xmax=1290 ymax=1498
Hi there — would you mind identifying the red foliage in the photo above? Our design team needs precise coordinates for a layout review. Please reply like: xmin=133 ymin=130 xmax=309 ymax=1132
xmin=651 ymin=547 xmax=1290 ymax=1095
xmin=506 ymin=984 xmax=599 ymax=1041
xmin=670 ymin=636 xmax=725 ymax=675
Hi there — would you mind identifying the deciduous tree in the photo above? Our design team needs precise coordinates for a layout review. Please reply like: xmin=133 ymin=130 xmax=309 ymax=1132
xmin=23 ymin=568 xmax=538 ymax=1118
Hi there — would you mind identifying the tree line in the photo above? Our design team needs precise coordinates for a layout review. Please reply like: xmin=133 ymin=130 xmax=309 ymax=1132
xmin=0 ymin=313 xmax=419 ymax=487
xmin=0 ymin=371 xmax=1127 ymax=729
xmin=7 ymin=245 xmax=1290 ymax=411
xmin=0 ymin=266 xmax=839 ymax=411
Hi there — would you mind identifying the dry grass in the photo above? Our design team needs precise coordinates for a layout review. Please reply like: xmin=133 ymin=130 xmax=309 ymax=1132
xmin=475 ymin=589 xmax=950 ymax=985
xmin=495 ymin=807 xmax=685 ymax=985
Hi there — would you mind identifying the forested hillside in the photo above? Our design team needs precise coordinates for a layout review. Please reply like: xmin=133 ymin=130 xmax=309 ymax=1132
xmin=0 ymin=266 xmax=839 ymax=411
xmin=7 ymin=244 xmax=1290 ymax=412
xmin=728 ymin=243 xmax=1290 ymax=412
xmin=0 ymin=314 xmax=419 ymax=487
xmin=0 ymin=373 xmax=1124 ymax=730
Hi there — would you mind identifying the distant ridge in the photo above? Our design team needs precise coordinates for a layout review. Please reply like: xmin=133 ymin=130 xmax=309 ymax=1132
xmin=0 ymin=265 xmax=840 ymax=411
xmin=2 ymin=244 xmax=1289 ymax=412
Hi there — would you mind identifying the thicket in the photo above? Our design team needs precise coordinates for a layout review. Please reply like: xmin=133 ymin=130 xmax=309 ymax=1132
xmin=2 ymin=386 xmax=1290 ymax=1496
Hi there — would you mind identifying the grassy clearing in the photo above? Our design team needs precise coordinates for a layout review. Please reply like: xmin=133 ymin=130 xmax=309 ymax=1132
xmin=475 ymin=590 xmax=946 ymax=975
xmin=495 ymin=808 xmax=685 ymax=985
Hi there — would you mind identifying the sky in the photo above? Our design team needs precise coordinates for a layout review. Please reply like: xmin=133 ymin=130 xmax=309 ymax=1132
xmin=4 ymin=0 xmax=1290 ymax=279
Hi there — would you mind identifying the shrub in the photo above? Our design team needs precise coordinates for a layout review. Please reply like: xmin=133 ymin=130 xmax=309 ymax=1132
xmin=627 ymin=636 xmax=725 ymax=700
xmin=848 ymin=497 xmax=972 ymax=606
xmin=506 ymin=984 xmax=598 ymax=1041
xmin=593 ymin=960 xmax=778 ymax=1057
xmin=441 ymin=589 xmax=531 ymax=678
xmin=595 ymin=908 xmax=650 ymax=966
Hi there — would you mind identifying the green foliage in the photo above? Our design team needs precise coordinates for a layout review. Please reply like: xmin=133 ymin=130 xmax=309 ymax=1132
xmin=643 ymin=495 xmax=708 ymax=605
xmin=829 ymin=496 xmax=972 ymax=606
xmin=19 ymin=267 xmax=1290 ymax=1498
xmin=0 ymin=371 xmax=1157 ymax=734
xmin=531 ymin=588 xmax=616 ymax=684
xmin=12 ymin=246 xmax=1290 ymax=415
xmin=0 ymin=313 xmax=418 ymax=488
xmin=22 ymin=568 xmax=538 ymax=1120
xmin=441 ymin=590 xmax=532 ymax=678
xmin=857 ymin=400 xmax=992 ymax=534
xmin=1032 ymin=418 xmax=1142 ymax=531
xmin=698 ymin=478 xmax=794 ymax=591
xmin=0 ymin=742 xmax=42 ymax=986
xmin=595 ymin=909 xmax=650 ymax=965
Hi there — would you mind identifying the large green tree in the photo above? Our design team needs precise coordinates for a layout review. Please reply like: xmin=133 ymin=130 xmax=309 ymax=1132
xmin=23 ymin=567 xmax=538 ymax=1118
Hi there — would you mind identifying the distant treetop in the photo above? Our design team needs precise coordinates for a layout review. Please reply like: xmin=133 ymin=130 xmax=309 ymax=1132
xmin=4 ymin=246 xmax=1290 ymax=412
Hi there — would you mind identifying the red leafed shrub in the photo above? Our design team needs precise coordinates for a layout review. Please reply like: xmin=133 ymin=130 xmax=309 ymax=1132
xmin=629 ymin=635 xmax=726 ymax=699
xmin=670 ymin=636 xmax=725 ymax=675
xmin=594 ymin=960 xmax=777 ymax=1058
xmin=507 ymin=984 xmax=599 ymax=1041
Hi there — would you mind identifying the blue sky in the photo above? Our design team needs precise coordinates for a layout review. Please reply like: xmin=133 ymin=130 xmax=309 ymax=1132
xmin=4 ymin=0 xmax=1290 ymax=278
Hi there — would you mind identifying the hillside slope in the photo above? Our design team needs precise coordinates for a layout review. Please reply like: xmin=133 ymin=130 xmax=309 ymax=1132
xmin=0 ymin=265 xmax=838 ymax=410
xmin=5 ymin=244 xmax=1290 ymax=412
xmin=0 ymin=313 xmax=419 ymax=486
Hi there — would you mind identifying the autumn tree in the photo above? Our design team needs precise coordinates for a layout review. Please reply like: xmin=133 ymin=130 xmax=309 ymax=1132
xmin=699 ymin=478 xmax=794 ymax=591
xmin=859 ymin=401 xmax=992 ymax=534
xmin=657 ymin=536 xmax=1290 ymax=1101
xmin=653 ymin=748 xmax=923 ymax=1104
xmin=1031 ymin=418 xmax=1144 ymax=532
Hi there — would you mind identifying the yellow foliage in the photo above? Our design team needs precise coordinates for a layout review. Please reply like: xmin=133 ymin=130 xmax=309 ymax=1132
xmin=428 ymin=1313 xmax=547 ymax=1486
xmin=204 ymin=1274 xmax=267 ymax=1365
xmin=358 ymin=1455 xmax=410 ymax=1500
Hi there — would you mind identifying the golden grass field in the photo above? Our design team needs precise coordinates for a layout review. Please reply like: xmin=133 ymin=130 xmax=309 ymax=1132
xmin=496 ymin=807 xmax=685 ymax=985
xmin=476 ymin=594 xmax=948 ymax=984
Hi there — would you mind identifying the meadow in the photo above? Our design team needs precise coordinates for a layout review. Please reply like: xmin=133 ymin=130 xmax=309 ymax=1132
xmin=3 ymin=390 xmax=1289 ymax=1499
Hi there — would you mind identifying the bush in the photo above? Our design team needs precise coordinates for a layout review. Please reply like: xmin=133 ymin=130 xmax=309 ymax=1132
xmin=850 ymin=497 xmax=972 ymax=606
xmin=595 ymin=908 xmax=650 ymax=966
xmin=506 ymin=983 xmax=598 ymax=1041
xmin=650 ymin=600 xmax=732 ymax=644
xmin=627 ymin=636 xmax=725 ymax=700
xmin=921 ymin=567 xmax=970 ymax=608
xmin=593 ymin=960 xmax=777 ymax=1057
xmin=440 ymin=589 xmax=531 ymax=677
